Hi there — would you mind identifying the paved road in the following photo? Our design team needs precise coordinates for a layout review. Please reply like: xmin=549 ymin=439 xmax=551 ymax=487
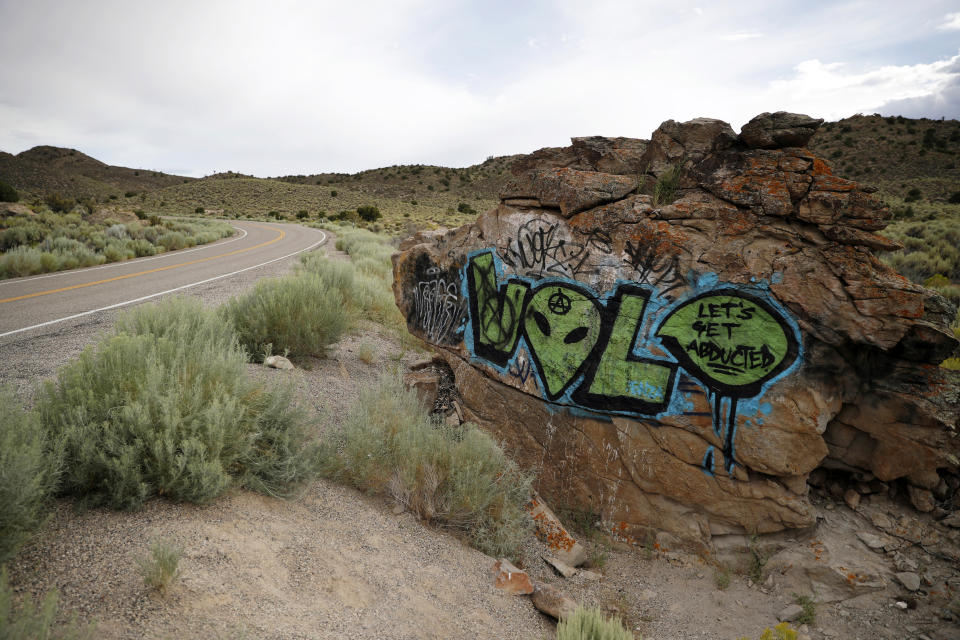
xmin=0 ymin=220 xmax=327 ymax=339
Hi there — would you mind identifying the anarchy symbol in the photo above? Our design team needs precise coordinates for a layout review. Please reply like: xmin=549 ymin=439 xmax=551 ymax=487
xmin=547 ymin=288 xmax=572 ymax=315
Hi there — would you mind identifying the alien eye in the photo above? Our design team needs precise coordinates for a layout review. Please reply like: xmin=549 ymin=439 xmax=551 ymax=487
xmin=531 ymin=310 xmax=551 ymax=336
xmin=563 ymin=326 xmax=589 ymax=344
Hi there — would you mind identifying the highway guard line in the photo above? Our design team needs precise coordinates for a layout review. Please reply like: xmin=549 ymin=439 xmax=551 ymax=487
xmin=0 ymin=229 xmax=326 ymax=339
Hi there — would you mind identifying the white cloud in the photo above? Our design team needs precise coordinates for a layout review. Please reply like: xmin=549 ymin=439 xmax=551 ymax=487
xmin=720 ymin=32 xmax=763 ymax=41
xmin=938 ymin=12 xmax=960 ymax=30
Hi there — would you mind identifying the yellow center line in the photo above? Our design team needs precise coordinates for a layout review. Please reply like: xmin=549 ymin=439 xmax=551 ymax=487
xmin=0 ymin=224 xmax=285 ymax=305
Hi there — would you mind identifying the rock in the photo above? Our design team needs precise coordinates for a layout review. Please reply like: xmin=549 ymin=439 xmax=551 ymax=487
xmin=392 ymin=114 xmax=960 ymax=547
xmin=543 ymin=555 xmax=578 ymax=578
xmin=778 ymin=604 xmax=805 ymax=622
xmin=579 ymin=569 xmax=602 ymax=581
xmin=907 ymin=485 xmax=936 ymax=513
xmin=895 ymin=572 xmax=921 ymax=592
xmin=491 ymin=559 xmax=534 ymax=595
xmin=855 ymin=532 xmax=886 ymax=551
xmin=264 ymin=355 xmax=294 ymax=370
xmin=739 ymin=112 xmax=824 ymax=149
xmin=941 ymin=512 xmax=960 ymax=528
xmin=843 ymin=489 xmax=861 ymax=511
xmin=402 ymin=370 xmax=440 ymax=409
xmin=894 ymin=600 xmax=909 ymax=609
xmin=409 ymin=354 xmax=446 ymax=370
xmin=526 ymin=494 xmax=588 ymax=567
xmin=2 ymin=202 xmax=33 ymax=216
xmin=531 ymin=583 xmax=577 ymax=620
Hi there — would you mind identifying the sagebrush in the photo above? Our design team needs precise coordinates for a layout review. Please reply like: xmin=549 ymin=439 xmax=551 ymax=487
xmin=36 ymin=297 xmax=318 ymax=510
xmin=318 ymin=375 xmax=533 ymax=560
xmin=555 ymin=605 xmax=634 ymax=640
xmin=0 ymin=389 xmax=58 ymax=566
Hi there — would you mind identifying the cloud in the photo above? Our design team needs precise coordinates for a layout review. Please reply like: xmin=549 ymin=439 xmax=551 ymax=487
xmin=720 ymin=32 xmax=763 ymax=41
xmin=938 ymin=12 xmax=960 ymax=31
xmin=1 ymin=0 xmax=958 ymax=177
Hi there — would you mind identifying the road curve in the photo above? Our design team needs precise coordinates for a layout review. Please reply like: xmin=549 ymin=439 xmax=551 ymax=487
xmin=0 ymin=220 xmax=326 ymax=338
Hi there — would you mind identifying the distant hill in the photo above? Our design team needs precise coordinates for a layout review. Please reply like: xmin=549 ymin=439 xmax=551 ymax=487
xmin=808 ymin=114 xmax=960 ymax=202
xmin=0 ymin=146 xmax=193 ymax=199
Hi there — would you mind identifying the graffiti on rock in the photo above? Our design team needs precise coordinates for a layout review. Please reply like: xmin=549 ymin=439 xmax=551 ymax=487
xmin=463 ymin=250 xmax=801 ymax=474
xmin=408 ymin=254 xmax=467 ymax=346
xmin=498 ymin=218 xmax=612 ymax=278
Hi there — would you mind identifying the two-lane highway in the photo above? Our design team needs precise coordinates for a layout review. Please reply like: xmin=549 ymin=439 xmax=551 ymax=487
xmin=0 ymin=220 xmax=327 ymax=338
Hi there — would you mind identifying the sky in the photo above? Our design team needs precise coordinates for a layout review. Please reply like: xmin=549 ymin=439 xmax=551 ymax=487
xmin=1 ymin=0 xmax=959 ymax=177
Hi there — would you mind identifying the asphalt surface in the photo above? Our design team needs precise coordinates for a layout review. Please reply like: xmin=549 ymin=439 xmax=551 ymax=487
xmin=0 ymin=220 xmax=327 ymax=340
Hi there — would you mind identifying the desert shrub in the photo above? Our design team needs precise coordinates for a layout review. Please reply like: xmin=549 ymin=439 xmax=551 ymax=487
xmin=0 ymin=246 xmax=44 ymax=278
xmin=949 ymin=191 xmax=960 ymax=204
xmin=738 ymin=623 xmax=798 ymax=640
xmin=357 ymin=205 xmax=381 ymax=222
xmin=0 ymin=179 xmax=18 ymax=202
xmin=157 ymin=231 xmax=187 ymax=251
xmin=555 ymin=605 xmax=633 ymax=640
xmin=44 ymin=193 xmax=75 ymax=213
xmin=221 ymin=273 xmax=348 ymax=359
xmin=138 ymin=539 xmax=182 ymax=594
xmin=297 ymin=210 xmax=309 ymax=219
xmin=0 ymin=390 xmax=58 ymax=566
xmin=129 ymin=239 xmax=157 ymax=257
xmin=319 ymin=376 xmax=533 ymax=560
xmin=194 ymin=206 xmax=204 ymax=214
xmin=653 ymin=162 xmax=683 ymax=206
xmin=456 ymin=202 xmax=476 ymax=214
xmin=356 ymin=342 xmax=375 ymax=364
xmin=904 ymin=187 xmax=922 ymax=203
xmin=0 ymin=569 xmax=95 ymax=639
xmin=35 ymin=297 xmax=318 ymax=510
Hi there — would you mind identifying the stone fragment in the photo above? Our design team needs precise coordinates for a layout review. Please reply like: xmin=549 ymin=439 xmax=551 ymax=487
xmin=543 ymin=555 xmax=578 ymax=578
xmin=907 ymin=486 xmax=935 ymax=513
xmin=409 ymin=354 xmax=446 ymax=371
xmin=855 ymin=532 xmax=886 ymax=551
xmin=264 ymin=355 xmax=294 ymax=370
xmin=778 ymin=604 xmax=805 ymax=622
xmin=843 ymin=489 xmax=861 ymax=511
xmin=531 ymin=583 xmax=578 ymax=620
xmin=402 ymin=370 xmax=439 ymax=409
xmin=895 ymin=572 xmax=921 ymax=592
xmin=579 ymin=570 xmax=602 ymax=581
xmin=527 ymin=494 xmax=588 ymax=567
xmin=491 ymin=559 xmax=534 ymax=595
xmin=739 ymin=112 xmax=824 ymax=149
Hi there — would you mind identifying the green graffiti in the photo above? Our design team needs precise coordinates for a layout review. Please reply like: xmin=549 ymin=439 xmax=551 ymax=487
xmin=468 ymin=252 xmax=529 ymax=365
xmin=587 ymin=289 xmax=672 ymax=404
xmin=523 ymin=285 xmax=602 ymax=398
xmin=655 ymin=292 xmax=796 ymax=395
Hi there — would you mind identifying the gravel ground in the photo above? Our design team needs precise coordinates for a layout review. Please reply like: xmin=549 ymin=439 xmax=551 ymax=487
xmin=4 ymin=229 xmax=958 ymax=640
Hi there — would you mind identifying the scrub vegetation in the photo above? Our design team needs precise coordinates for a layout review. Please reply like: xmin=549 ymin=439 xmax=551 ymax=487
xmin=0 ymin=208 xmax=233 ymax=279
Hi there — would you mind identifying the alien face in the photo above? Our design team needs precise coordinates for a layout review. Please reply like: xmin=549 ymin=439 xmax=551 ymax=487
xmin=523 ymin=285 xmax=602 ymax=399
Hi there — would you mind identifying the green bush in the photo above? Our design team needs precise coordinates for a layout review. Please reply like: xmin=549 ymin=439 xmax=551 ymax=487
xmin=0 ymin=390 xmax=58 ymax=566
xmin=221 ymin=272 xmax=348 ymax=360
xmin=0 ymin=179 xmax=18 ymax=203
xmin=36 ymin=297 xmax=318 ymax=510
xmin=555 ymin=605 xmax=633 ymax=640
xmin=44 ymin=194 xmax=75 ymax=213
xmin=949 ymin=191 xmax=960 ymax=204
xmin=319 ymin=376 xmax=533 ymax=560
xmin=356 ymin=205 xmax=381 ymax=222
xmin=194 ymin=206 xmax=204 ymax=214
xmin=138 ymin=539 xmax=182 ymax=594
xmin=0 ymin=569 xmax=95 ymax=639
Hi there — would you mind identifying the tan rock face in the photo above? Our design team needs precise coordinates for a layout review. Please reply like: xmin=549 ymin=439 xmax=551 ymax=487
xmin=392 ymin=114 xmax=960 ymax=548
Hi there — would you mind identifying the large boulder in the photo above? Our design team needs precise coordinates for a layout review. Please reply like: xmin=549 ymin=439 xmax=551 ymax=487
xmin=392 ymin=114 xmax=960 ymax=548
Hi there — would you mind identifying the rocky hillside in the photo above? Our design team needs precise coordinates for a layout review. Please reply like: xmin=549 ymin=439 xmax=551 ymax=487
xmin=0 ymin=146 xmax=193 ymax=198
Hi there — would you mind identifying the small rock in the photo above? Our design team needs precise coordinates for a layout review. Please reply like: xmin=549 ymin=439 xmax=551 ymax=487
xmin=578 ymin=570 xmax=602 ymax=581
xmin=895 ymin=572 xmax=921 ymax=592
xmin=907 ymin=485 xmax=935 ymax=513
xmin=491 ymin=559 xmax=534 ymax=595
xmin=825 ymin=503 xmax=835 ymax=510
xmin=527 ymin=493 xmax=588 ymax=567
xmin=856 ymin=531 xmax=885 ymax=551
xmin=264 ymin=355 xmax=294 ymax=370
xmin=543 ymin=555 xmax=577 ymax=579
xmin=444 ymin=412 xmax=460 ymax=427
xmin=778 ymin=604 xmax=804 ymax=622
xmin=531 ymin=583 xmax=577 ymax=620
xmin=871 ymin=512 xmax=894 ymax=530
xmin=403 ymin=370 xmax=440 ymax=408
xmin=739 ymin=111 xmax=823 ymax=149
xmin=843 ymin=489 xmax=861 ymax=510
xmin=941 ymin=512 xmax=960 ymax=528
xmin=408 ymin=354 xmax=445 ymax=370
xmin=894 ymin=601 xmax=909 ymax=610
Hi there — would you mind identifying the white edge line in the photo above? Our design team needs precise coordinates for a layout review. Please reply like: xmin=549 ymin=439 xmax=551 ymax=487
xmin=0 ymin=229 xmax=326 ymax=339
xmin=0 ymin=226 xmax=249 ymax=286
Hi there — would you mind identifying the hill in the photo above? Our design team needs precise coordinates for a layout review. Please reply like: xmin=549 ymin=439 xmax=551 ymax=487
xmin=0 ymin=146 xmax=193 ymax=199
